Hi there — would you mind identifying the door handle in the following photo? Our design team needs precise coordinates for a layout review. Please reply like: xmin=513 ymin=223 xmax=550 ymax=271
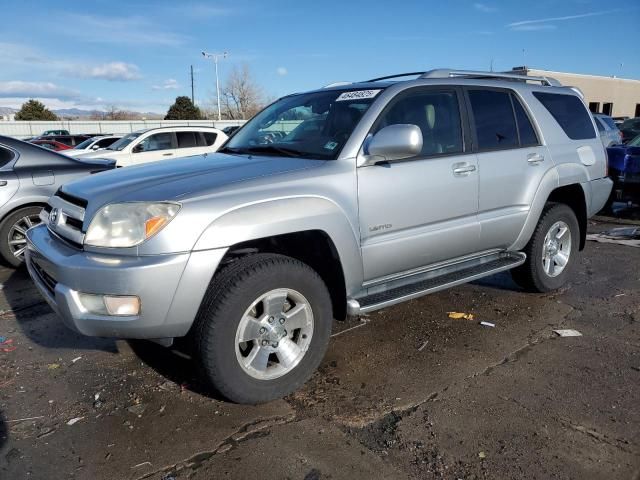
xmin=0 ymin=181 xmax=6 ymax=186
xmin=162 ymin=153 xmax=174 ymax=156
xmin=452 ymin=163 xmax=476 ymax=176
xmin=527 ymin=153 xmax=544 ymax=164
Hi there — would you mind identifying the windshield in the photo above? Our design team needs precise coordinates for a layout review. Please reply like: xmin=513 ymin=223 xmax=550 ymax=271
xmin=74 ymin=138 xmax=94 ymax=149
xmin=107 ymin=132 xmax=142 ymax=151
xmin=221 ymin=88 xmax=382 ymax=160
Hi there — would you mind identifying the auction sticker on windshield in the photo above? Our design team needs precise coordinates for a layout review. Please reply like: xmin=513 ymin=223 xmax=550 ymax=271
xmin=335 ymin=90 xmax=382 ymax=101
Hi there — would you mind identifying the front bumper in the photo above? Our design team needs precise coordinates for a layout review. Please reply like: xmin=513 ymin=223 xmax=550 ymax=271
xmin=25 ymin=224 xmax=226 ymax=339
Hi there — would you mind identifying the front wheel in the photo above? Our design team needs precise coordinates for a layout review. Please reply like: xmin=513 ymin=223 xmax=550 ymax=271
xmin=192 ymin=253 xmax=332 ymax=404
xmin=511 ymin=203 xmax=579 ymax=292
xmin=0 ymin=206 xmax=44 ymax=268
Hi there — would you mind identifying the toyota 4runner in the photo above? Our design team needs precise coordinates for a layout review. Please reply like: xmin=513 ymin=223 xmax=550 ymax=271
xmin=26 ymin=69 xmax=612 ymax=404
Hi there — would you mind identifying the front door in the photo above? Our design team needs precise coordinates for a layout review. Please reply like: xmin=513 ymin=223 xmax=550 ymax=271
xmin=129 ymin=132 xmax=176 ymax=166
xmin=357 ymin=87 xmax=480 ymax=281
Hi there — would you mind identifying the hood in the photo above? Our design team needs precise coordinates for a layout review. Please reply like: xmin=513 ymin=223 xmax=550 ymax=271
xmin=73 ymin=157 xmax=117 ymax=169
xmin=73 ymin=149 xmax=120 ymax=159
xmin=61 ymin=153 xmax=323 ymax=211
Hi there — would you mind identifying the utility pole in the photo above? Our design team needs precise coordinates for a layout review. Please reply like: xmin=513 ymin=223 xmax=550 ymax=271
xmin=201 ymin=51 xmax=228 ymax=121
xmin=190 ymin=65 xmax=195 ymax=104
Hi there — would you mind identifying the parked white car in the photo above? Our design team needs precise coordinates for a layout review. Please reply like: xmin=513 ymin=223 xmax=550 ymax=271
xmin=63 ymin=135 xmax=122 ymax=157
xmin=75 ymin=127 xmax=228 ymax=167
xmin=593 ymin=113 xmax=622 ymax=147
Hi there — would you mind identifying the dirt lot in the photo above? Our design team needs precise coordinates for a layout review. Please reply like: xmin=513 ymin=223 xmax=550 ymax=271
xmin=1 ymin=216 xmax=639 ymax=480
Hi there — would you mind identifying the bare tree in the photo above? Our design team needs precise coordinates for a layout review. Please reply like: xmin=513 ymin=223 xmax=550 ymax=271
xmin=219 ymin=64 xmax=266 ymax=120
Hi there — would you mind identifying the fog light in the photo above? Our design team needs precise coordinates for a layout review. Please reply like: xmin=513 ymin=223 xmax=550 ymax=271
xmin=104 ymin=296 xmax=140 ymax=316
xmin=77 ymin=293 xmax=140 ymax=316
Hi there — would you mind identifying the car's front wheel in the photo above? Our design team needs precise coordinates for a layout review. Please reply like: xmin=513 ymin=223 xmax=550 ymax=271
xmin=0 ymin=206 xmax=43 ymax=268
xmin=511 ymin=203 xmax=579 ymax=292
xmin=192 ymin=253 xmax=332 ymax=404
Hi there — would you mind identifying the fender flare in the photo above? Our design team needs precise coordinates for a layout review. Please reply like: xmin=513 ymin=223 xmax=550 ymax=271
xmin=193 ymin=195 xmax=364 ymax=293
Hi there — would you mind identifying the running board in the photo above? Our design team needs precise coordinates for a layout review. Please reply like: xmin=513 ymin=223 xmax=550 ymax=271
xmin=347 ymin=251 xmax=526 ymax=316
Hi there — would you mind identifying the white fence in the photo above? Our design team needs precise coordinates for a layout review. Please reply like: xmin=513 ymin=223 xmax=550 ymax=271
xmin=0 ymin=120 xmax=246 ymax=139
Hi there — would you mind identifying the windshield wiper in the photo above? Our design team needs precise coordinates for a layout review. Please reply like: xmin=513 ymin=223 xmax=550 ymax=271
xmin=241 ymin=145 xmax=305 ymax=158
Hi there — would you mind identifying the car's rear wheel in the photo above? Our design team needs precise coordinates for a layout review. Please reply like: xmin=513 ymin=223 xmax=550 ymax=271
xmin=192 ymin=253 xmax=332 ymax=404
xmin=511 ymin=203 xmax=579 ymax=292
xmin=0 ymin=206 xmax=43 ymax=268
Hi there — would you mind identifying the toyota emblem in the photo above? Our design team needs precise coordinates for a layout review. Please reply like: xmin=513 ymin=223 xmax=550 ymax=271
xmin=49 ymin=208 xmax=59 ymax=225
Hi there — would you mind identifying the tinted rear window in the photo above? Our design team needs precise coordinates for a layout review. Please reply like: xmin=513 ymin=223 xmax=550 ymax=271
xmin=176 ymin=131 xmax=198 ymax=148
xmin=533 ymin=92 xmax=596 ymax=140
xmin=468 ymin=90 xmax=518 ymax=150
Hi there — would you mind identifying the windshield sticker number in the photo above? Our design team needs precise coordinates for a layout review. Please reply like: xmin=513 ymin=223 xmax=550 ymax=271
xmin=324 ymin=141 xmax=339 ymax=150
xmin=335 ymin=90 xmax=381 ymax=102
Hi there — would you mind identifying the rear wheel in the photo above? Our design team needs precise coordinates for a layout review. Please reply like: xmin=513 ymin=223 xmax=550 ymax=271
xmin=0 ymin=206 xmax=43 ymax=268
xmin=511 ymin=203 xmax=579 ymax=292
xmin=192 ymin=253 xmax=332 ymax=404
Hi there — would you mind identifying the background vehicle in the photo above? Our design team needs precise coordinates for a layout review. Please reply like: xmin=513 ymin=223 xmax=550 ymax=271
xmin=612 ymin=116 xmax=629 ymax=127
xmin=74 ymin=126 xmax=228 ymax=166
xmin=222 ymin=125 xmax=241 ymax=137
xmin=63 ymin=135 xmax=122 ymax=157
xmin=619 ymin=117 xmax=640 ymax=143
xmin=30 ymin=139 xmax=72 ymax=151
xmin=30 ymin=134 xmax=93 ymax=148
xmin=26 ymin=70 xmax=611 ymax=404
xmin=0 ymin=135 xmax=115 ymax=266
xmin=593 ymin=113 xmax=622 ymax=147
xmin=42 ymin=129 xmax=70 ymax=136
xmin=604 ymin=134 xmax=640 ymax=210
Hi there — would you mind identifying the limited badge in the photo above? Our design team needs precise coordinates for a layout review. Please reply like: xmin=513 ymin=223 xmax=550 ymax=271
xmin=335 ymin=89 xmax=381 ymax=102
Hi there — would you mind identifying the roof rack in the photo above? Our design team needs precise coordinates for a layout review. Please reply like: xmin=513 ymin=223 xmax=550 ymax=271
xmin=366 ymin=72 xmax=428 ymax=82
xmin=419 ymin=69 xmax=562 ymax=86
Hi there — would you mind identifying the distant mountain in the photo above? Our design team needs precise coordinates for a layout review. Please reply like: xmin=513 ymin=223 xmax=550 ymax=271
xmin=0 ymin=107 xmax=17 ymax=116
xmin=0 ymin=106 xmax=163 ymax=120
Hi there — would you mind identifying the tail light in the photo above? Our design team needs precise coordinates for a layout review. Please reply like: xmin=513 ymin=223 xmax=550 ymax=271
xmin=604 ymin=147 xmax=609 ymax=177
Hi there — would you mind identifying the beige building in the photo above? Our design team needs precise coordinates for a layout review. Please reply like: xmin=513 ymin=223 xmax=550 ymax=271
xmin=511 ymin=66 xmax=640 ymax=119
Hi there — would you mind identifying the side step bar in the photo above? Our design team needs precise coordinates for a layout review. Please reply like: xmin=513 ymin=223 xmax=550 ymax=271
xmin=347 ymin=252 xmax=526 ymax=316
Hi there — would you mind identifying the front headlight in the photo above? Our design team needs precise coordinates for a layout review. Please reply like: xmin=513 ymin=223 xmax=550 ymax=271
xmin=84 ymin=202 xmax=180 ymax=248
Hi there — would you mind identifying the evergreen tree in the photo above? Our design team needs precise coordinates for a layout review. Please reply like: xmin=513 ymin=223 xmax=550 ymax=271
xmin=15 ymin=99 xmax=58 ymax=121
xmin=164 ymin=96 xmax=202 ymax=120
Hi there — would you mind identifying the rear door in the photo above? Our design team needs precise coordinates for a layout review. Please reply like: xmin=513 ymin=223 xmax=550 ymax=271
xmin=175 ymin=131 xmax=208 ymax=157
xmin=466 ymin=88 xmax=550 ymax=251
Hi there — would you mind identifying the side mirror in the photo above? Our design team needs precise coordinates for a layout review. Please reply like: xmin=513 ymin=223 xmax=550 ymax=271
xmin=91 ymin=145 xmax=100 ymax=150
xmin=360 ymin=124 xmax=423 ymax=166
xmin=132 ymin=144 xmax=144 ymax=153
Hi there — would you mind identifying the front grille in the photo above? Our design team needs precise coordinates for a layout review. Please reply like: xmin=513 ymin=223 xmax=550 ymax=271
xmin=31 ymin=259 xmax=57 ymax=295
xmin=46 ymin=192 xmax=87 ymax=247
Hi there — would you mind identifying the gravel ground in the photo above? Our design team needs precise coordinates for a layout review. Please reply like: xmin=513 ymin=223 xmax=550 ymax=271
xmin=1 ymin=215 xmax=639 ymax=480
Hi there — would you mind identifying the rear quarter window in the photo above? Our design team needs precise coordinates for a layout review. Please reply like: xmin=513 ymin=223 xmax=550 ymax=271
xmin=533 ymin=92 xmax=596 ymax=140
xmin=0 ymin=146 xmax=15 ymax=168
xmin=202 ymin=132 xmax=217 ymax=146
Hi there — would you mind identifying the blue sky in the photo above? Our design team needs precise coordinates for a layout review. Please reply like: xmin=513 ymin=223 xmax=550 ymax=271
xmin=1 ymin=0 xmax=639 ymax=113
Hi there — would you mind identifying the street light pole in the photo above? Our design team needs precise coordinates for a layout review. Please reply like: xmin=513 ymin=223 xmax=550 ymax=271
xmin=201 ymin=51 xmax=228 ymax=121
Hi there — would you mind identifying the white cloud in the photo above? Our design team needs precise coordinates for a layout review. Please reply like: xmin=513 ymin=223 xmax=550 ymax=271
xmin=0 ymin=81 xmax=81 ymax=100
xmin=65 ymin=62 xmax=141 ymax=81
xmin=152 ymin=79 xmax=180 ymax=90
xmin=474 ymin=3 xmax=497 ymax=13
xmin=511 ymin=24 xmax=557 ymax=31
xmin=276 ymin=67 xmax=288 ymax=76
xmin=508 ymin=9 xmax=622 ymax=29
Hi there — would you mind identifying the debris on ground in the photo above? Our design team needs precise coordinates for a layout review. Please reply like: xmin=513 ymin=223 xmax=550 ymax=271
xmin=66 ymin=417 xmax=84 ymax=426
xmin=418 ymin=341 xmax=429 ymax=351
xmin=331 ymin=318 xmax=370 ymax=337
xmin=47 ymin=363 xmax=60 ymax=370
xmin=553 ymin=329 xmax=582 ymax=337
xmin=478 ymin=451 xmax=487 ymax=459
xmin=480 ymin=321 xmax=495 ymax=328
xmin=1 ymin=337 xmax=16 ymax=352
xmin=7 ymin=416 xmax=45 ymax=423
xmin=586 ymin=227 xmax=640 ymax=247
xmin=132 ymin=461 xmax=152 ymax=469
xmin=448 ymin=312 xmax=475 ymax=320
xmin=127 ymin=403 xmax=147 ymax=416
xmin=71 ymin=356 xmax=82 ymax=363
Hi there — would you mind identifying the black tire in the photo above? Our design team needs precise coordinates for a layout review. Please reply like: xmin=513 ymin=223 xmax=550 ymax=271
xmin=0 ymin=206 xmax=44 ymax=268
xmin=511 ymin=203 xmax=579 ymax=293
xmin=192 ymin=253 xmax=332 ymax=404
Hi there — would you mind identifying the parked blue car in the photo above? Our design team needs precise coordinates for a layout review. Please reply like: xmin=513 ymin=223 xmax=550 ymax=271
xmin=605 ymin=135 xmax=640 ymax=210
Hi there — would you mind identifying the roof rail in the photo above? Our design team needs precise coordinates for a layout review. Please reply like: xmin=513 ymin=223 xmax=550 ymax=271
xmin=366 ymin=72 xmax=427 ymax=82
xmin=419 ymin=69 xmax=562 ymax=86
xmin=323 ymin=81 xmax=353 ymax=88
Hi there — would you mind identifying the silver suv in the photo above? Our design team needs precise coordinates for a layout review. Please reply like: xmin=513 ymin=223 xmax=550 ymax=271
xmin=26 ymin=69 xmax=612 ymax=404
